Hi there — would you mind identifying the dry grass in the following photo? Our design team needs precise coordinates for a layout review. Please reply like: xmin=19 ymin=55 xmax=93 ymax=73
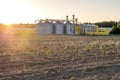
xmin=0 ymin=35 xmax=120 ymax=80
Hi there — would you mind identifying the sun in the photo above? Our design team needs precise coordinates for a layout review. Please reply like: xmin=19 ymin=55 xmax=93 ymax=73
xmin=0 ymin=0 xmax=49 ymax=24
xmin=4 ymin=24 xmax=11 ymax=28
xmin=1 ymin=0 xmax=25 ymax=23
xmin=0 ymin=0 xmax=35 ymax=24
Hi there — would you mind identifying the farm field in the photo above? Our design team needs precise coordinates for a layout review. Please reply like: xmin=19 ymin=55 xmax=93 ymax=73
xmin=0 ymin=35 xmax=120 ymax=80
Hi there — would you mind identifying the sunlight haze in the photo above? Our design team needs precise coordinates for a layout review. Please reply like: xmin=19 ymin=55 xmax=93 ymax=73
xmin=0 ymin=0 xmax=120 ymax=24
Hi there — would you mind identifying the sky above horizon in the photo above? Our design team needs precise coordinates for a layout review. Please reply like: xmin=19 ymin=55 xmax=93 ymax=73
xmin=0 ymin=0 xmax=120 ymax=24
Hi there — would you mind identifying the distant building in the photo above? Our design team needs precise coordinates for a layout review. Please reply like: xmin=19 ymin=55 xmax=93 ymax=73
xmin=35 ymin=16 xmax=110 ymax=35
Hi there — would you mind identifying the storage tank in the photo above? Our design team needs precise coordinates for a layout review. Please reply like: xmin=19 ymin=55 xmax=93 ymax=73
xmin=35 ymin=21 xmax=53 ymax=35
xmin=43 ymin=21 xmax=53 ymax=34
xmin=35 ymin=21 xmax=44 ymax=34
xmin=55 ymin=21 xmax=64 ymax=34
xmin=65 ymin=21 xmax=74 ymax=35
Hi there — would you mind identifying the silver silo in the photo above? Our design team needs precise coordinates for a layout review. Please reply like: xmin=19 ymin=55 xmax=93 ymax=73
xmin=35 ymin=21 xmax=44 ymax=34
xmin=65 ymin=21 xmax=74 ymax=35
xmin=55 ymin=21 xmax=64 ymax=34
xmin=43 ymin=21 xmax=53 ymax=34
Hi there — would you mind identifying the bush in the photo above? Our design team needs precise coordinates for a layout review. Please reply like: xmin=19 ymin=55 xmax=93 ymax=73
xmin=110 ymin=22 xmax=120 ymax=34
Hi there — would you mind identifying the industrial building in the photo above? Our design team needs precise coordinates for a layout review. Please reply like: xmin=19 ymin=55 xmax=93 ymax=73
xmin=35 ymin=15 xmax=110 ymax=35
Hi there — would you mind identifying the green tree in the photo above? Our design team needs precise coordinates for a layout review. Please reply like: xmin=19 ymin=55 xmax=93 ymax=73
xmin=95 ymin=21 xmax=117 ymax=27
xmin=110 ymin=22 xmax=120 ymax=34
xmin=117 ymin=21 xmax=120 ymax=28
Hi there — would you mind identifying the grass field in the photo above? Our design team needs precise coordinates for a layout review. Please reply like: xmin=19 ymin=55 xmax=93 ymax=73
xmin=0 ymin=34 xmax=120 ymax=80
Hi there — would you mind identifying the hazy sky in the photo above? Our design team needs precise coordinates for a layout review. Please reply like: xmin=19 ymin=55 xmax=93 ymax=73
xmin=0 ymin=0 xmax=120 ymax=23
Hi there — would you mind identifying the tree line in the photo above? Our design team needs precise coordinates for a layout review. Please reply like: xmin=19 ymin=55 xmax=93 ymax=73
xmin=0 ymin=23 xmax=35 ymax=34
xmin=94 ymin=21 xmax=117 ymax=28
xmin=0 ymin=23 xmax=35 ymax=28
xmin=94 ymin=21 xmax=120 ymax=34
xmin=110 ymin=22 xmax=120 ymax=34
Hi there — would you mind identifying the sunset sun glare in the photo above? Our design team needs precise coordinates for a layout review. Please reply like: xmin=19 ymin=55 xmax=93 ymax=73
xmin=0 ymin=0 xmax=39 ymax=24
xmin=0 ymin=0 xmax=120 ymax=24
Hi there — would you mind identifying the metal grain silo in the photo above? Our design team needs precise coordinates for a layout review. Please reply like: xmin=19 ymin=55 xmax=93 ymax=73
xmin=43 ymin=21 xmax=53 ymax=34
xmin=35 ymin=21 xmax=44 ymax=34
xmin=35 ymin=21 xmax=53 ymax=35
xmin=65 ymin=21 xmax=74 ymax=35
xmin=55 ymin=21 xmax=64 ymax=34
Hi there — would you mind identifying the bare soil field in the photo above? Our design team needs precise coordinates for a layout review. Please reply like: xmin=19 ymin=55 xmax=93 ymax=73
xmin=0 ymin=35 xmax=120 ymax=80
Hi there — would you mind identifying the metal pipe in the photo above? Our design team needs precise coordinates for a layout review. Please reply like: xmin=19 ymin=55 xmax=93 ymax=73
xmin=66 ymin=16 xmax=68 ymax=21
xmin=72 ymin=15 xmax=75 ymax=34
xmin=75 ymin=18 xmax=78 ymax=25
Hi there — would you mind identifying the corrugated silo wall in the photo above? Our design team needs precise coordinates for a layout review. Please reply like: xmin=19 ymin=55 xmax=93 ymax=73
xmin=55 ymin=21 xmax=65 ymax=34
xmin=35 ymin=22 xmax=44 ymax=34
xmin=43 ymin=21 xmax=53 ymax=34
xmin=35 ymin=21 xmax=54 ymax=35
xmin=63 ymin=24 xmax=66 ymax=34
xmin=53 ymin=24 xmax=56 ymax=34
xmin=65 ymin=22 xmax=74 ymax=35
